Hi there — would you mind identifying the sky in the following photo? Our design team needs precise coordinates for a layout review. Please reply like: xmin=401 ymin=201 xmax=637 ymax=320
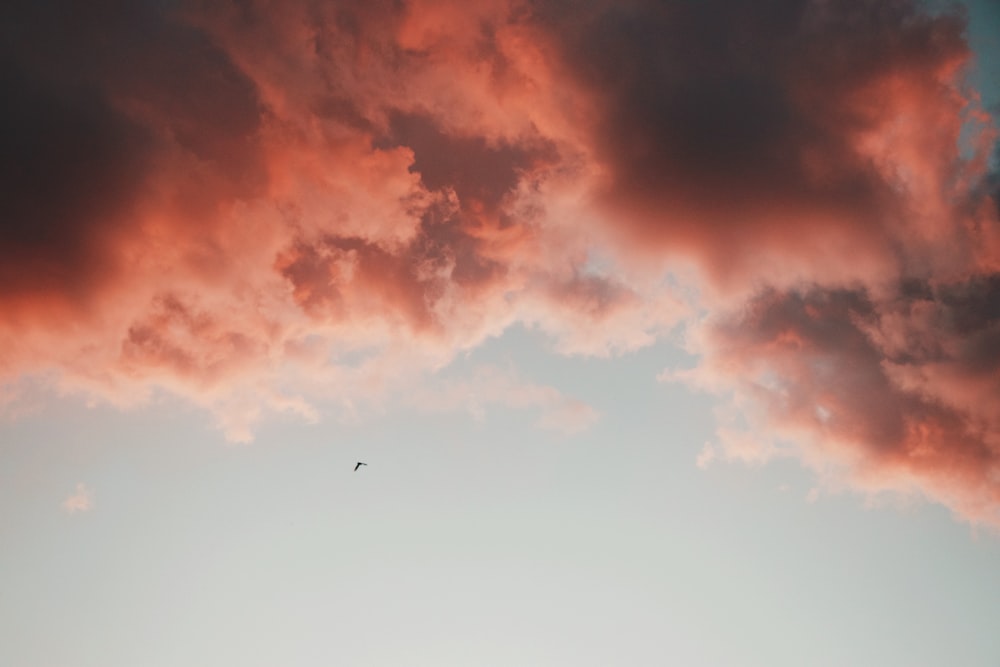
xmin=1 ymin=0 xmax=999 ymax=665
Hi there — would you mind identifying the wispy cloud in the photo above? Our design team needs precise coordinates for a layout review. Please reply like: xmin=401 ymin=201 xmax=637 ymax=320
xmin=62 ymin=483 xmax=93 ymax=514
xmin=407 ymin=364 xmax=600 ymax=435
xmin=695 ymin=443 xmax=716 ymax=470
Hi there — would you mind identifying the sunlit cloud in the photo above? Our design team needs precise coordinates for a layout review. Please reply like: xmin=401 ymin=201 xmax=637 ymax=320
xmin=0 ymin=0 xmax=997 ymax=522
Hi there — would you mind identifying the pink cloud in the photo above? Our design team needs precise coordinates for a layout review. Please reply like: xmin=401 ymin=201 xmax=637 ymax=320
xmin=0 ymin=0 xmax=998 ymax=523
xmin=62 ymin=483 xmax=93 ymax=515
xmin=556 ymin=0 xmax=1000 ymax=524
xmin=695 ymin=443 xmax=716 ymax=470
xmin=407 ymin=365 xmax=600 ymax=435
xmin=674 ymin=281 xmax=1000 ymax=525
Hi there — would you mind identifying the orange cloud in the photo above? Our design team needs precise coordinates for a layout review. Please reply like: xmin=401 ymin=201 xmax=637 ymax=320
xmin=542 ymin=0 xmax=1000 ymax=523
xmin=673 ymin=280 xmax=1000 ymax=525
xmin=1 ymin=0 xmax=998 ymax=522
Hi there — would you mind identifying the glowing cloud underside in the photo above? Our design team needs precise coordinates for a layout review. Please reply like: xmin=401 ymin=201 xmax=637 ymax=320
xmin=1 ymin=0 xmax=998 ymax=523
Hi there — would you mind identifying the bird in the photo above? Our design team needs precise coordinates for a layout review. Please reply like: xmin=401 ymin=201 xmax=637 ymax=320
xmin=354 ymin=462 xmax=367 ymax=472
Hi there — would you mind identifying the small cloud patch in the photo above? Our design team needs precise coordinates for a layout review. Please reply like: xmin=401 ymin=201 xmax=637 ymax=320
xmin=62 ymin=483 xmax=93 ymax=514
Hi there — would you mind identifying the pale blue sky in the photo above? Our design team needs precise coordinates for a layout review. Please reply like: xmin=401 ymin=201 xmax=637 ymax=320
xmin=3 ymin=328 xmax=1000 ymax=666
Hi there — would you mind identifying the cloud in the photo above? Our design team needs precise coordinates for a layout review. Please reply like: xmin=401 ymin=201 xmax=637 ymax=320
xmin=407 ymin=364 xmax=600 ymax=435
xmin=676 ymin=280 xmax=1000 ymax=525
xmin=62 ymin=483 xmax=93 ymax=514
xmin=539 ymin=0 xmax=995 ymax=293
xmin=695 ymin=442 xmax=716 ymax=470
xmin=0 ymin=0 xmax=998 ymax=522
xmin=548 ymin=0 xmax=1000 ymax=524
xmin=0 ymin=0 xmax=668 ymax=439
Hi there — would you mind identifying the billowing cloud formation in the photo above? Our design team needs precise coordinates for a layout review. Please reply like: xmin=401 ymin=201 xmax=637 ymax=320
xmin=0 ymin=0 xmax=681 ymax=438
xmin=672 ymin=279 xmax=1000 ymax=524
xmin=0 ymin=0 xmax=997 ymax=521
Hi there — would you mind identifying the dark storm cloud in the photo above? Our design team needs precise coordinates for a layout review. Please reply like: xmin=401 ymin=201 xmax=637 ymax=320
xmin=531 ymin=0 xmax=976 ymax=286
xmin=381 ymin=111 xmax=557 ymax=210
xmin=0 ymin=60 xmax=152 ymax=307
xmin=0 ymin=0 xmax=266 ymax=318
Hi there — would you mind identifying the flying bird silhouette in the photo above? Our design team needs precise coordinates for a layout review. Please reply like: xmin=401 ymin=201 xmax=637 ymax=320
xmin=354 ymin=462 xmax=367 ymax=472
